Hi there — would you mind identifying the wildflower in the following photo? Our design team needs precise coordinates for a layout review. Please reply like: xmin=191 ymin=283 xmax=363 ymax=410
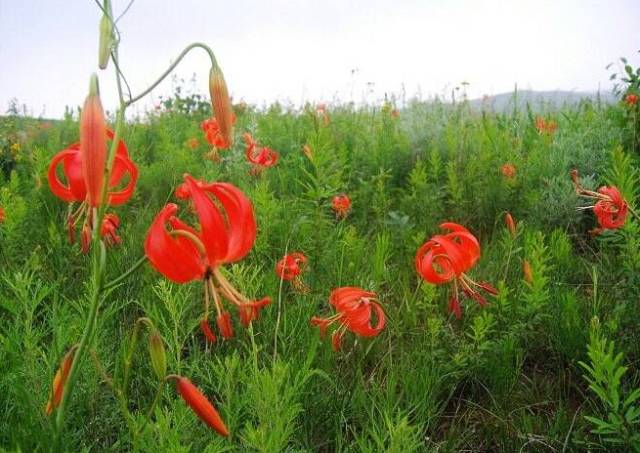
xmin=310 ymin=287 xmax=386 ymax=351
xmin=243 ymin=133 xmax=279 ymax=176
xmin=100 ymin=213 xmax=121 ymax=247
xmin=332 ymin=194 xmax=351 ymax=219
xmin=48 ymin=80 xmax=138 ymax=253
xmin=501 ymin=163 xmax=516 ymax=179
xmin=535 ymin=116 xmax=558 ymax=135
xmin=45 ymin=346 xmax=77 ymax=415
xmin=144 ymin=174 xmax=270 ymax=343
xmin=302 ymin=144 xmax=313 ymax=161
xmin=505 ymin=213 xmax=516 ymax=238
xmin=0 ymin=207 xmax=5 ymax=224
xmin=415 ymin=222 xmax=498 ymax=319
xmin=174 ymin=376 xmax=229 ymax=436
xmin=201 ymin=117 xmax=234 ymax=150
xmin=276 ymin=252 xmax=309 ymax=293
xmin=391 ymin=109 xmax=400 ymax=118
xmin=571 ymin=169 xmax=628 ymax=233
xmin=186 ymin=138 xmax=199 ymax=150
xmin=625 ymin=93 xmax=638 ymax=106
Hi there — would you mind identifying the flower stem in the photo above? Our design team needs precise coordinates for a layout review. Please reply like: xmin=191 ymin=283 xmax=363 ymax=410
xmin=53 ymin=242 xmax=106 ymax=450
xmin=102 ymin=255 xmax=147 ymax=291
xmin=125 ymin=42 xmax=217 ymax=106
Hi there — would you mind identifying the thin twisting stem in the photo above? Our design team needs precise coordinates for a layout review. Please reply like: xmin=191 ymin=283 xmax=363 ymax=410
xmin=125 ymin=42 xmax=217 ymax=106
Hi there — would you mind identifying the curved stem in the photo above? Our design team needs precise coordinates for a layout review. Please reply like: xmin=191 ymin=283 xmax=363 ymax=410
xmin=103 ymin=255 xmax=147 ymax=291
xmin=125 ymin=42 xmax=216 ymax=107
xmin=54 ymin=242 xmax=106 ymax=448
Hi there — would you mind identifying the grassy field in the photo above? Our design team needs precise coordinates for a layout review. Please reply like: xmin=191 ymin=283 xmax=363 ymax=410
xmin=1 ymin=85 xmax=640 ymax=452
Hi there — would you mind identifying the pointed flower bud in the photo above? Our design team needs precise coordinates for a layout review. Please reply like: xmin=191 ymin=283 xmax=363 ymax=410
xmin=98 ymin=1 xmax=113 ymax=70
xmin=505 ymin=213 xmax=516 ymax=238
xmin=175 ymin=377 xmax=229 ymax=437
xmin=209 ymin=64 xmax=233 ymax=147
xmin=148 ymin=329 xmax=167 ymax=380
xmin=523 ymin=260 xmax=533 ymax=284
xmin=80 ymin=74 xmax=107 ymax=207
xmin=45 ymin=346 xmax=77 ymax=415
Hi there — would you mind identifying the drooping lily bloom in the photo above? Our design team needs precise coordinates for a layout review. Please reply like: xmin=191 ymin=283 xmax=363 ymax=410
xmin=571 ymin=169 xmax=629 ymax=234
xmin=243 ymin=133 xmax=279 ymax=176
xmin=625 ymin=94 xmax=638 ymax=106
xmin=275 ymin=252 xmax=309 ymax=293
xmin=201 ymin=115 xmax=237 ymax=150
xmin=100 ymin=213 xmax=122 ymax=247
xmin=331 ymin=194 xmax=351 ymax=219
xmin=174 ymin=376 xmax=229 ymax=437
xmin=415 ymin=223 xmax=498 ymax=319
xmin=501 ymin=163 xmax=516 ymax=179
xmin=144 ymin=174 xmax=270 ymax=343
xmin=48 ymin=126 xmax=137 ymax=253
xmin=535 ymin=116 xmax=558 ymax=135
xmin=310 ymin=287 xmax=385 ymax=351
xmin=45 ymin=346 xmax=77 ymax=415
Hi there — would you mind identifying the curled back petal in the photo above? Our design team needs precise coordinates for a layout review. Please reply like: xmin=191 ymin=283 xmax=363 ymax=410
xmin=144 ymin=203 xmax=205 ymax=283
xmin=185 ymin=175 xmax=230 ymax=265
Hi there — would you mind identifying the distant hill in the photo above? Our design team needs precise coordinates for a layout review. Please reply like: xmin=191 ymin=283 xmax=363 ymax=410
xmin=468 ymin=90 xmax=617 ymax=112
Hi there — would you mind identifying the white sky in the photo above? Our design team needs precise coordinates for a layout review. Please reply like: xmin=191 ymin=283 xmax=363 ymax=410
xmin=1 ymin=0 xmax=639 ymax=118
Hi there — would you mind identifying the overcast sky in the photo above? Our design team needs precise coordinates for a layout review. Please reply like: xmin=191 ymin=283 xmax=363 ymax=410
xmin=1 ymin=0 xmax=639 ymax=118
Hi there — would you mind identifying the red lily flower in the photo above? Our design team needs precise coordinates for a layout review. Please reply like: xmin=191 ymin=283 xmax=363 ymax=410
xmin=174 ymin=376 xmax=229 ymax=437
xmin=201 ymin=114 xmax=237 ymax=152
xmin=501 ymin=163 xmax=516 ymax=179
xmin=275 ymin=252 xmax=309 ymax=293
xmin=415 ymin=222 xmax=497 ymax=319
xmin=571 ymin=169 xmax=629 ymax=234
xmin=48 ymin=127 xmax=137 ymax=253
xmin=625 ymin=94 xmax=638 ymax=106
xmin=100 ymin=213 xmax=122 ymax=247
xmin=0 ymin=207 xmax=5 ymax=224
xmin=310 ymin=287 xmax=386 ymax=351
xmin=243 ymin=133 xmax=279 ymax=176
xmin=331 ymin=194 xmax=351 ymax=219
xmin=144 ymin=174 xmax=270 ymax=343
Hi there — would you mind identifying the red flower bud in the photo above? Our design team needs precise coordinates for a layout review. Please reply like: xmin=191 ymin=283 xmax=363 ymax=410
xmin=209 ymin=65 xmax=233 ymax=148
xmin=175 ymin=377 xmax=229 ymax=437
xmin=80 ymin=75 xmax=107 ymax=207
xmin=45 ymin=346 xmax=77 ymax=415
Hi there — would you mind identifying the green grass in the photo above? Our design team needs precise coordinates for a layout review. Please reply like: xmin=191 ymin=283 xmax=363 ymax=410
xmin=1 ymin=93 xmax=640 ymax=452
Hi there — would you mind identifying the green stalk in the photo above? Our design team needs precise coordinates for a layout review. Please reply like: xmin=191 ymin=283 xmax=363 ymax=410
xmin=53 ymin=241 xmax=106 ymax=449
